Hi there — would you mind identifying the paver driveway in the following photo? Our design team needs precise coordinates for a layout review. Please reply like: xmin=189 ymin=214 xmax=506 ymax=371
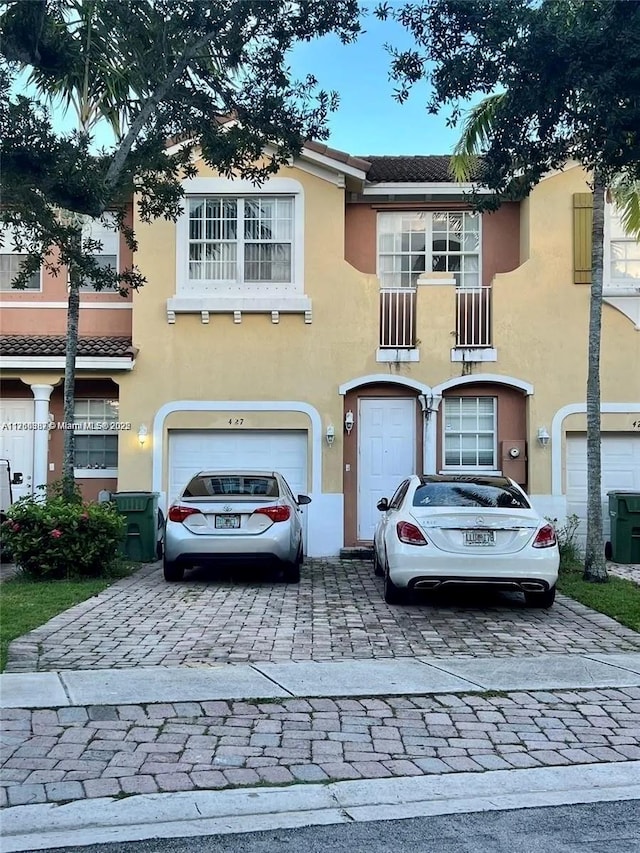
xmin=6 ymin=559 xmax=640 ymax=672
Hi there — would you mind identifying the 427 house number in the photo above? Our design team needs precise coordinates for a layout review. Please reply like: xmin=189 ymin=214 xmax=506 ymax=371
xmin=228 ymin=418 xmax=244 ymax=426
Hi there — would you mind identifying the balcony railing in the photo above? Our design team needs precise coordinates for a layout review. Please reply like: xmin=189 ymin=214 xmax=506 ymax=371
xmin=379 ymin=288 xmax=417 ymax=348
xmin=456 ymin=286 xmax=492 ymax=347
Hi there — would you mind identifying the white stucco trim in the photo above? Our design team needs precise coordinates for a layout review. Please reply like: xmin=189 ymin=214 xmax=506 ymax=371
xmin=150 ymin=400 xmax=339 ymax=556
xmin=0 ymin=357 xmax=134 ymax=370
xmin=551 ymin=402 xmax=640 ymax=495
xmin=376 ymin=348 xmax=420 ymax=363
xmin=432 ymin=374 xmax=535 ymax=396
xmin=450 ymin=347 xmax=498 ymax=363
xmin=338 ymin=375 xmax=433 ymax=396
xmin=363 ymin=182 xmax=492 ymax=196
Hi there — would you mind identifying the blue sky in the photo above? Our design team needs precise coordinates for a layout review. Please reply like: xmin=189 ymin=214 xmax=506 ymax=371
xmin=288 ymin=12 xmax=463 ymax=157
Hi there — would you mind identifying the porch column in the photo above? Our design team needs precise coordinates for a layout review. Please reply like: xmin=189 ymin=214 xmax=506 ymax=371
xmin=423 ymin=394 xmax=442 ymax=474
xmin=30 ymin=384 xmax=54 ymax=492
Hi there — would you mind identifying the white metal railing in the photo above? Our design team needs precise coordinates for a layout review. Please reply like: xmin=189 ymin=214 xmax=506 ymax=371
xmin=456 ymin=286 xmax=492 ymax=347
xmin=379 ymin=288 xmax=417 ymax=348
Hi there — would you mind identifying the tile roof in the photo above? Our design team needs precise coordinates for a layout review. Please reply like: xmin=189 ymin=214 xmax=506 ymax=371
xmin=304 ymin=141 xmax=371 ymax=173
xmin=0 ymin=336 xmax=135 ymax=358
xmin=361 ymin=155 xmax=484 ymax=184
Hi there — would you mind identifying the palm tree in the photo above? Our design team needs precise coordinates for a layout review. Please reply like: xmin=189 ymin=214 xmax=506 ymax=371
xmin=450 ymin=95 xmax=640 ymax=582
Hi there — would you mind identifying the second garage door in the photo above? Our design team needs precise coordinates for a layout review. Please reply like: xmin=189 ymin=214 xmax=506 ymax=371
xmin=167 ymin=430 xmax=308 ymax=505
xmin=566 ymin=432 xmax=640 ymax=545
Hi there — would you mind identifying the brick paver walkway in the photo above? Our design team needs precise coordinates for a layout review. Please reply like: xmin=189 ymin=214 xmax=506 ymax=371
xmin=6 ymin=560 xmax=640 ymax=672
xmin=2 ymin=686 xmax=639 ymax=807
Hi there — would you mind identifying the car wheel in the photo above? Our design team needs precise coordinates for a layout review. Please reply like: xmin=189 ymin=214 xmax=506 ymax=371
xmin=373 ymin=548 xmax=384 ymax=577
xmin=524 ymin=586 xmax=556 ymax=609
xmin=163 ymin=558 xmax=184 ymax=583
xmin=384 ymin=559 xmax=405 ymax=605
xmin=283 ymin=543 xmax=302 ymax=584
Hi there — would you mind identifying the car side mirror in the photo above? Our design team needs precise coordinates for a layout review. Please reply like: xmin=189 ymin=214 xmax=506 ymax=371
xmin=376 ymin=497 xmax=389 ymax=512
xmin=297 ymin=494 xmax=312 ymax=505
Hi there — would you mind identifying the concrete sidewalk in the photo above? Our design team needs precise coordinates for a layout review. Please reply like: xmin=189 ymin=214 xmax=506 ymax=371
xmin=2 ymin=652 xmax=640 ymax=709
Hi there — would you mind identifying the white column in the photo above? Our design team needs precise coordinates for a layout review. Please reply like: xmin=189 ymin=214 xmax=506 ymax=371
xmin=30 ymin=384 xmax=54 ymax=492
xmin=423 ymin=394 xmax=443 ymax=474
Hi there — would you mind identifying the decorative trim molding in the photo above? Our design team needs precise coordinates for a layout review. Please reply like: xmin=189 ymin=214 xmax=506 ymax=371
xmin=0 ymin=301 xmax=132 ymax=309
xmin=339 ymin=374 xmax=433 ymax=396
xmin=551 ymin=401 xmax=640 ymax=495
xmin=432 ymin=374 xmax=534 ymax=396
xmin=376 ymin=348 xmax=420 ymax=363
xmin=450 ymin=347 xmax=498 ymax=363
xmin=0 ymin=356 xmax=134 ymax=370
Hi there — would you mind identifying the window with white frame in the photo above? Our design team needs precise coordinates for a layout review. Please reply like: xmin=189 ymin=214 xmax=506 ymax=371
xmin=80 ymin=215 xmax=120 ymax=291
xmin=378 ymin=211 xmax=480 ymax=289
xmin=605 ymin=204 xmax=640 ymax=289
xmin=443 ymin=396 xmax=496 ymax=469
xmin=0 ymin=226 xmax=41 ymax=291
xmin=73 ymin=399 xmax=119 ymax=471
xmin=188 ymin=196 xmax=293 ymax=285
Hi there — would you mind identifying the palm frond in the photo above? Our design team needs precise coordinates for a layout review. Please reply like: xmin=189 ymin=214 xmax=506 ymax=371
xmin=450 ymin=93 xmax=507 ymax=182
xmin=609 ymin=177 xmax=640 ymax=238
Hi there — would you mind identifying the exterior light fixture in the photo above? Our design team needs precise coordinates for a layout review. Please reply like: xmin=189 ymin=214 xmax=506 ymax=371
xmin=138 ymin=424 xmax=148 ymax=447
xmin=537 ymin=427 xmax=550 ymax=447
xmin=326 ymin=424 xmax=335 ymax=446
xmin=344 ymin=410 xmax=354 ymax=434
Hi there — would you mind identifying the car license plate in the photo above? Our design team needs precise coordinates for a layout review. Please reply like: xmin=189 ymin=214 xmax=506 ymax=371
xmin=464 ymin=530 xmax=495 ymax=546
xmin=215 ymin=514 xmax=240 ymax=529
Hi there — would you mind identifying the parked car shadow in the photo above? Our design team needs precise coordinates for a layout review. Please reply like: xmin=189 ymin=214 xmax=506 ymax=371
xmin=173 ymin=559 xmax=289 ymax=585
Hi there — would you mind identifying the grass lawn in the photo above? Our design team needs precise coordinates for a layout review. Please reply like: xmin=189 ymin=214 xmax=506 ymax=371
xmin=557 ymin=564 xmax=640 ymax=633
xmin=0 ymin=566 xmax=133 ymax=672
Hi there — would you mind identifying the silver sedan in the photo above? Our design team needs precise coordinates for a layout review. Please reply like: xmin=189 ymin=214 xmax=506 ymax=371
xmin=163 ymin=470 xmax=311 ymax=583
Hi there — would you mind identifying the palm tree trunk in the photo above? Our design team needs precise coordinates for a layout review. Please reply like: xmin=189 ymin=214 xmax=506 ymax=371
xmin=583 ymin=171 xmax=607 ymax=582
xmin=62 ymin=255 xmax=80 ymax=501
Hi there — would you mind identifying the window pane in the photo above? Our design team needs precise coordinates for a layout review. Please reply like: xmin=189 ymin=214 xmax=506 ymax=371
xmin=444 ymin=397 xmax=495 ymax=468
xmin=74 ymin=434 xmax=118 ymax=469
xmin=0 ymin=255 xmax=40 ymax=291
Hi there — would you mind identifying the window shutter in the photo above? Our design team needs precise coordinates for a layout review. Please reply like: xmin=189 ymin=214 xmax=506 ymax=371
xmin=573 ymin=193 xmax=593 ymax=284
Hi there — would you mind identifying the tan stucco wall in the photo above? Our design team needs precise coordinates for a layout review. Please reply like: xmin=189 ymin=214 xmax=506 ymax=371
xmin=118 ymin=161 xmax=640 ymax=500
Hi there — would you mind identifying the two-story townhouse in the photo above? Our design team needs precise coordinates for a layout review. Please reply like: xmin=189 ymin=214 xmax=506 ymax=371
xmin=0 ymin=213 xmax=135 ymax=503
xmin=1 ymin=144 xmax=639 ymax=555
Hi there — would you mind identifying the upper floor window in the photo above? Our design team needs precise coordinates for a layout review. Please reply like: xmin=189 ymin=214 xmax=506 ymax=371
xmin=188 ymin=196 xmax=293 ymax=285
xmin=443 ymin=396 xmax=496 ymax=470
xmin=378 ymin=211 xmax=480 ymax=289
xmin=80 ymin=215 xmax=120 ymax=291
xmin=606 ymin=204 xmax=640 ymax=289
xmin=0 ymin=226 xmax=41 ymax=291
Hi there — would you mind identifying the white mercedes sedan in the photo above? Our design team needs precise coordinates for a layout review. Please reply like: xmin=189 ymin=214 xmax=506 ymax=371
xmin=373 ymin=474 xmax=559 ymax=608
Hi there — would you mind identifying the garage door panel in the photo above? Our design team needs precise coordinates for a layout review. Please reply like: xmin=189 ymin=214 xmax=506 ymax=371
xmin=566 ymin=433 xmax=640 ymax=545
xmin=168 ymin=430 xmax=308 ymax=503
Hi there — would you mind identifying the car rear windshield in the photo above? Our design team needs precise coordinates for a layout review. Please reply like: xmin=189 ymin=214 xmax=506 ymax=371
xmin=412 ymin=482 xmax=530 ymax=509
xmin=183 ymin=475 xmax=279 ymax=498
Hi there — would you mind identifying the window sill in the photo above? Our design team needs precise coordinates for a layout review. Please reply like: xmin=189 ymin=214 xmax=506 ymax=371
xmin=376 ymin=347 xmax=420 ymax=363
xmin=451 ymin=347 xmax=497 ymax=363
xmin=74 ymin=469 xmax=118 ymax=479
xmin=166 ymin=295 xmax=312 ymax=324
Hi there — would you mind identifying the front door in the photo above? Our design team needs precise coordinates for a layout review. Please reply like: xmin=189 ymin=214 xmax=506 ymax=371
xmin=0 ymin=399 xmax=35 ymax=502
xmin=357 ymin=397 xmax=416 ymax=541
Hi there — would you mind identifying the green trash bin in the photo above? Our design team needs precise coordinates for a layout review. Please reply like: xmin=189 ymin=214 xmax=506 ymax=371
xmin=112 ymin=492 xmax=159 ymax=562
xmin=607 ymin=491 xmax=640 ymax=564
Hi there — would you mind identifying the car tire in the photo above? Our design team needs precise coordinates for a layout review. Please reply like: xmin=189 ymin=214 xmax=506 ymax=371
xmin=524 ymin=585 xmax=556 ymax=609
xmin=384 ymin=560 xmax=406 ymax=605
xmin=283 ymin=543 xmax=302 ymax=584
xmin=604 ymin=540 xmax=612 ymax=560
xmin=163 ymin=558 xmax=184 ymax=583
xmin=373 ymin=548 xmax=384 ymax=577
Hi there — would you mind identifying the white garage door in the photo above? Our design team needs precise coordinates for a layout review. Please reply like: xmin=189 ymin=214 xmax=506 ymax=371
xmin=167 ymin=430 xmax=308 ymax=505
xmin=566 ymin=433 xmax=640 ymax=544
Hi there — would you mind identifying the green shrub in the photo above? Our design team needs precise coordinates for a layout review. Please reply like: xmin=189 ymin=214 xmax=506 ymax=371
xmin=1 ymin=488 xmax=126 ymax=580
xmin=546 ymin=513 xmax=582 ymax=570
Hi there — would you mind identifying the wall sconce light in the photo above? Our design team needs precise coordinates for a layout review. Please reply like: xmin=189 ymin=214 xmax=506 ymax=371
xmin=138 ymin=424 xmax=148 ymax=447
xmin=326 ymin=424 xmax=335 ymax=446
xmin=537 ymin=427 xmax=550 ymax=447
xmin=344 ymin=410 xmax=354 ymax=435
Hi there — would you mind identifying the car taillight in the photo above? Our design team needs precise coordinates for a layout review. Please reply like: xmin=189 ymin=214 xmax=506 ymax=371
xmin=532 ymin=524 xmax=557 ymax=548
xmin=168 ymin=505 xmax=202 ymax=523
xmin=254 ymin=505 xmax=291 ymax=523
xmin=397 ymin=521 xmax=428 ymax=546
